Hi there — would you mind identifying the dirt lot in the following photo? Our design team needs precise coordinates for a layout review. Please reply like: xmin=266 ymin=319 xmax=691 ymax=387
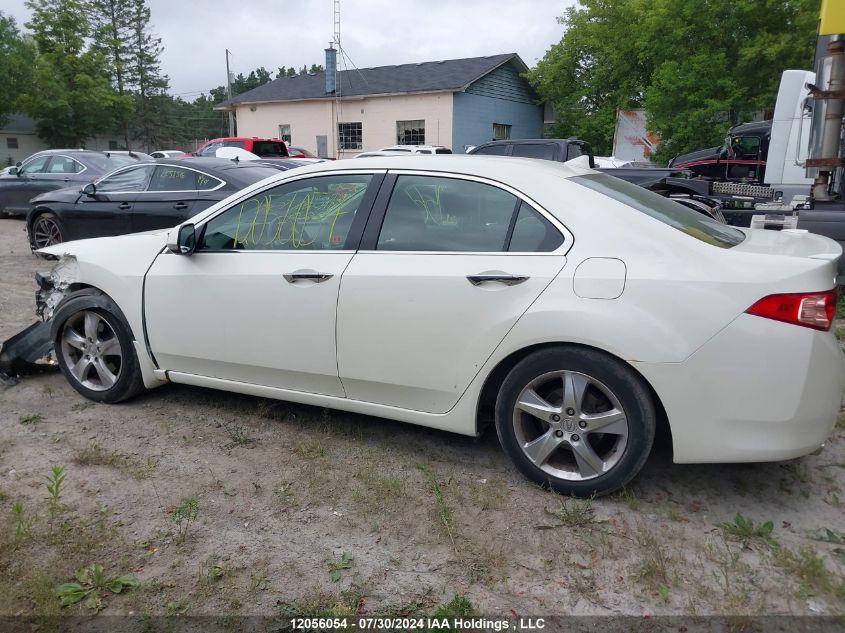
xmin=1 ymin=216 xmax=844 ymax=625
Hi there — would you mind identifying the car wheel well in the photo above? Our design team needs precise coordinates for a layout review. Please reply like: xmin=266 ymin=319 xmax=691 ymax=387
xmin=475 ymin=342 xmax=672 ymax=455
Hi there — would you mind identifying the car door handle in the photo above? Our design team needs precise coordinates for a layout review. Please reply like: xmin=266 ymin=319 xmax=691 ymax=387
xmin=173 ymin=202 xmax=188 ymax=210
xmin=466 ymin=273 xmax=530 ymax=286
xmin=283 ymin=270 xmax=334 ymax=283
xmin=117 ymin=202 xmax=131 ymax=210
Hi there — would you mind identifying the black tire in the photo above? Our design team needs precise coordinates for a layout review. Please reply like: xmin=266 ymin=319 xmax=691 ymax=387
xmin=52 ymin=291 xmax=146 ymax=404
xmin=30 ymin=210 xmax=64 ymax=251
xmin=495 ymin=346 xmax=656 ymax=497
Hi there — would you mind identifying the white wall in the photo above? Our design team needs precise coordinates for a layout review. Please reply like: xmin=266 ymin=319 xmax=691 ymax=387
xmin=0 ymin=133 xmax=48 ymax=166
xmin=233 ymin=91 xmax=454 ymax=158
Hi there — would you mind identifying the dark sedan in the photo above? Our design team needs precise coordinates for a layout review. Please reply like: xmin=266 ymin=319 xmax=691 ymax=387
xmin=26 ymin=157 xmax=302 ymax=250
xmin=0 ymin=149 xmax=153 ymax=217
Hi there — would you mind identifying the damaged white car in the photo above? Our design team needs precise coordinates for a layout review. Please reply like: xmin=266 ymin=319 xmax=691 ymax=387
xmin=32 ymin=155 xmax=845 ymax=496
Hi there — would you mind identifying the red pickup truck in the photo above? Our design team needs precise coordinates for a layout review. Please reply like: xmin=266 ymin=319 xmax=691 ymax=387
xmin=193 ymin=137 xmax=290 ymax=159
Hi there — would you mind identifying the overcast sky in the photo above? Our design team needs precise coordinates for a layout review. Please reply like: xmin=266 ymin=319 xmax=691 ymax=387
xmin=2 ymin=0 xmax=575 ymax=96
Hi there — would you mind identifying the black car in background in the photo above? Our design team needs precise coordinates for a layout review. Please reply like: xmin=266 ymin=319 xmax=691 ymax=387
xmin=25 ymin=157 xmax=304 ymax=250
xmin=0 ymin=149 xmax=153 ymax=216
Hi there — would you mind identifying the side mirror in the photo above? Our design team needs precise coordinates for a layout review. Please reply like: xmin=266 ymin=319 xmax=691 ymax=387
xmin=82 ymin=182 xmax=96 ymax=196
xmin=8 ymin=167 xmax=17 ymax=176
xmin=168 ymin=223 xmax=197 ymax=256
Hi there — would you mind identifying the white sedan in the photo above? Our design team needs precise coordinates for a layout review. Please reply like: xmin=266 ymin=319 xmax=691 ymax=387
xmin=34 ymin=155 xmax=845 ymax=496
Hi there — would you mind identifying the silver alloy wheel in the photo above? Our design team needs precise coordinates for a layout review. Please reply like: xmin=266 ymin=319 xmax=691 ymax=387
xmin=512 ymin=370 xmax=629 ymax=481
xmin=59 ymin=311 xmax=122 ymax=391
xmin=32 ymin=215 xmax=62 ymax=248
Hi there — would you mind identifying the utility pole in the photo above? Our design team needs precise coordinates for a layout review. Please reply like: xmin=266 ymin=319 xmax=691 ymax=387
xmin=225 ymin=48 xmax=235 ymax=136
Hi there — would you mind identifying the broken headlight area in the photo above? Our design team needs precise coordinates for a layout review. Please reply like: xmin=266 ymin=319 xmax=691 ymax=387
xmin=35 ymin=254 xmax=78 ymax=321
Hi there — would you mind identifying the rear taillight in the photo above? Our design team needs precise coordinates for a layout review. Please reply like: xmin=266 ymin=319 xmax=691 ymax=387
xmin=745 ymin=289 xmax=837 ymax=331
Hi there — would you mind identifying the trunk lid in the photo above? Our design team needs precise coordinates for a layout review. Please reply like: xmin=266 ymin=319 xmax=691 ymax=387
xmin=732 ymin=228 xmax=842 ymax=262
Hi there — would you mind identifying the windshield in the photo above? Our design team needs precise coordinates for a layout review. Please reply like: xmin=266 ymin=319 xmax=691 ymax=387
xmin=572 ymin=173 xmax=745 ymax=248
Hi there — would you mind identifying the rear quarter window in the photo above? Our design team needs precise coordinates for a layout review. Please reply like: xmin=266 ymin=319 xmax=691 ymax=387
xmin=572 ymin=173 xmax=745 ymax=248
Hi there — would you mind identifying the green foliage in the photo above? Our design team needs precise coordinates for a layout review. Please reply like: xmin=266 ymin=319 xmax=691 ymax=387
xmin=18 ymin=413 xmax=44 ymax=425
xmin=528 ymin=0 xmax=819 ymax=161
xmin=0 ymin=11 xmax=35 ymax=128
xmin=45 ymin=465 xmax=66 ymax=522
xmin=718 ymin=513 xmax=777 ymax=548
xmin=326 ymin=551 xmax=353 ymax=582
xmin=10 ymin=501 xmax=34 ymax=543
xmin=169 ymin=495 xmax=198 ymax=542
xmin=53 ymin=564 xmax=138 ymax=611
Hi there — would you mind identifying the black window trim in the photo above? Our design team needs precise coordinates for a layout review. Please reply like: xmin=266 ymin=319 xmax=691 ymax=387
xmin=357 ymin=169 xmax=572 ymax=254
xmin=191 ymin=170 xmax=387 ymax=254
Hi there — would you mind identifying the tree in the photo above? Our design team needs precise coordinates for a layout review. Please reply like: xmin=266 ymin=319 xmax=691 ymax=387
xmin=89 ymin=0 xmax=135 ymax=148
xmin=528 ymin=0 xmax=819 ymax=163
xmin=0 ymin=12 xmax=35 ymax=128
xmin=125 ymin=0 xmax=168 ymax=150
xmin=22 ymin=0 xmax=119 ymax=147
xmin=309 ymin=63 xmax=324 ymax=74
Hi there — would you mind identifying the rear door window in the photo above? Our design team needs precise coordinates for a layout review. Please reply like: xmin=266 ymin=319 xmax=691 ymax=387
xmin=572 ymin=173 xmax=745 ymax=248
xmin=97 ymin=165 xmax=155 ymax=192
xmin=376 ymin=175 xmax=517 ymax=252
xmin=472 ymin=144 xmax=509 ymax=156
xmin=46 ymin=156 xmax=84 ymax=174
xmin=508 ymin=202 xmax=563 ymax=252
xmin=148 ymin=166 xmax=197 ymax=191
xmin=511 ymin=143 xmax=557 ymax=160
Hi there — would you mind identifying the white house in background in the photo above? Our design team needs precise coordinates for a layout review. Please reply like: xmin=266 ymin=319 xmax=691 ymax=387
xmin=1 ymin=114 xmax=48 ymax=165
xmin=214 ymin=49 xmax=545 ymax=158
xmin=1 ymin=114 xmax=132 ymax=166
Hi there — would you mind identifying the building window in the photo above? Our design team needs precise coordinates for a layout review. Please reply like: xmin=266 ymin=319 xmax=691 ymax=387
xmin=338 ymin=122 xmax=362 ymax=150
xmin=493 ymin=123 xmax=511 ymax=141
xmin=279 ymin=124 xmax=291 ymax=144
xmin=6 ymin=137 xmax=18 ymax=149
xmin=396 ymin=120 xmax=425 ymax=145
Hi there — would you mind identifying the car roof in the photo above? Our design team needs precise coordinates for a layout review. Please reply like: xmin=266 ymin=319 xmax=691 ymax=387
xmin=150 ymin=156 xmax=282 ymax=172
xmin=206 ymin=136 xmax=285 ymax=142
xmin=267 ymin=154 xmax=590 ymax=183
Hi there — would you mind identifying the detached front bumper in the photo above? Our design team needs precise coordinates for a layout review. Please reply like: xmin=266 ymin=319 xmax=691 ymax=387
xmin=634 ymin=313 xmax=845 ymax=464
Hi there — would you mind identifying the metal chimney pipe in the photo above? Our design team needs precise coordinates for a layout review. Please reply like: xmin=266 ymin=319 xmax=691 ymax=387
xmin=325 ymin=44 xmax=337 ymax=95
xmin=806 ymin=38 xmax=845 ymax=200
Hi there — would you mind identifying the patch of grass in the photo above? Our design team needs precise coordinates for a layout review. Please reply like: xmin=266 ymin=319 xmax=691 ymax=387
xmin=73 ymin=441 xmax=155 ymax=480
xmin=351 ymin=468 xmax=406 ymax=514
xmin=10 ymin=500 xmax=34 ymax=543
xmin=418 ymin=464 xmax=458 ymax=553
xmin=460 ymin=477 xmax=509 ymax=511
xmin=292 ymin=436 xmax=326 ymax=460
xmin=200 ymin=555 xmax=227 ymax=583
xmin=326 ymin=552 xmax=353 ymax=582
xmin=613 ymin=486 xmax=639 ymax=510
xmin=718 ymin=513 xmax=778 ymax=549
xmin=541 ymin=495 xmax=600 ymax=529
xmin=273 ymin=480 xmax=298 ymax=510
xmin=774 ymin=545 xmax=845 ymax=600
xmin=169 ymin=496 xmax=199 ymax=543
xmin=276 ymin=588 xmax=362 ymax=623
xmin=19 ymin=413 xmax=44 ymax=425
xmin=249 ymin=570 xmax=270 ymax=593
xmin=222 ymin=423 xmax=257 ymax=454
xmin=633 ymin=526 xmax=673 ymax=592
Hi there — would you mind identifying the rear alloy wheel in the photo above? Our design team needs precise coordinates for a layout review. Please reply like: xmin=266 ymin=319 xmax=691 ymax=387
xmin=496 ymin=347 xmax=656 ymax=497
xmin=31 ymin=212 xmax=63 ymax=248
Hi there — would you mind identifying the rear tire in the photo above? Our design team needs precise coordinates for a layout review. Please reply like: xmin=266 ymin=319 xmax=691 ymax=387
xmin=53 ymin=293 xmax=145 ymax=403
xmin=495 ymin=346 xmax=656 ymax=497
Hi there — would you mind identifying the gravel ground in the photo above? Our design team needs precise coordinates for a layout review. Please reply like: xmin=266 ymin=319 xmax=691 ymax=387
xmin=0 ymin=216 xmax=844 ymax=624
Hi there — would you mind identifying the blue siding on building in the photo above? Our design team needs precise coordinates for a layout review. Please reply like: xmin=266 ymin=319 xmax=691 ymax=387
xmin=465 ymin=63 xmax=536 ymax=104
xmin=452 ymin=91 xmax=544 ymax=152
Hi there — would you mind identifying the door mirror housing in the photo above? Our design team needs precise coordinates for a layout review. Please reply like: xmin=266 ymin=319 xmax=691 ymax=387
xmin=82 ymin=182 xmax=96 ymax=196
xmin=169 ymin=223 xmax=197 ymax=256
xmin=8 ymin=167 xmax=17 ymax=176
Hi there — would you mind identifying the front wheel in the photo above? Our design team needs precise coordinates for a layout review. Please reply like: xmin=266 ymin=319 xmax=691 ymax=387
xmin=30 ymin=211 xmax=64 ymax=250
xmin=495 ymin=347 xmax=656 ymax=497
xmin=54 ymin=298 xmax=145 ymax=403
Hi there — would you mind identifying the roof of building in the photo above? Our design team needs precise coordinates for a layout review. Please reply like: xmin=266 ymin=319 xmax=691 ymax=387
xmin=1 ymin=113 xmax=37 ymax=134
xmin=215 ymin=53 xmax=527 ymax=109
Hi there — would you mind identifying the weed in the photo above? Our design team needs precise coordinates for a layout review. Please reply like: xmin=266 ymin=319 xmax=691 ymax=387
xmin=0 ymin=487 xmax=7 ymax=501
xmin=432 ymin=595 xmax=479 ymax=623
xmin=201 ymin=555 xmax=226 ymax=582
xmin=326 ymin=551 xmax=353 ymax=582
xmin=222 ymin=423 xmax=256 ymax=454
xmin=166 ymin=597 xmax=191 ymax=616
xmin=718 ymin=513 xmax=777 ymax=549
xmin=273 ymin=480 xmax=297 ymax=510
xmin=45 ymin=465 xmax=66 ymax=528
xmin=53 ymin=564 xmax=138 ymax=612
xmin=542 ymin=495 xmax=600 ymax=529
xmin=276 ymin=589 xmax=360 ymax=622
xmin=10 ymin=501 xmax=34 ymax=543
xmin=809 ymin=527 xmax=844 ymax=544
xmin=656 ymin=583 xmax=670 ymax=602
xmin=615 ymin=486 xmax=640 ymax=510
xmin=19 ymin=413 xmax=44 ymax=425
xmin=170 ymin=496 xmax=199 ymax=542
xmin=292 ymin=436 xmax=325 ymax=459
xmin=351 ymin=469 xmax=406 ymax=514
xmin=249 ymin=570 xmax=269 ymax=593
xmin=418 ymin=464 xmax=458 ymax=554
xmin=634 ymin=526 xmax=673 ymax=590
